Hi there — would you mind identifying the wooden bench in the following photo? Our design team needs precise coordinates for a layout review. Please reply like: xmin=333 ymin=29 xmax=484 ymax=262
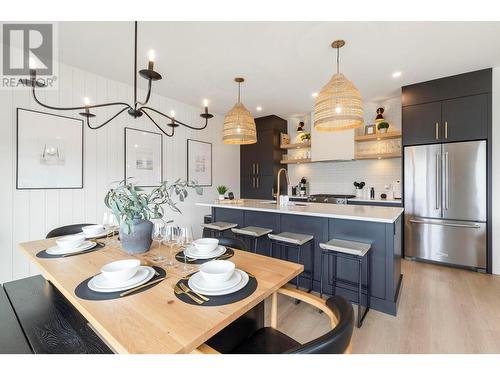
xmin=2 ymin=276 xmax=112 ymax=354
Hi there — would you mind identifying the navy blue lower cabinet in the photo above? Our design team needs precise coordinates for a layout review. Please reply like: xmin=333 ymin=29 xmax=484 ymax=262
xmin=212 ymin=207 xmax=403 ymax=316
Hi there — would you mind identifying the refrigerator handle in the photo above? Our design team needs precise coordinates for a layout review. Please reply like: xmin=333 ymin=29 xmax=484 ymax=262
xmin=444 ymin=151 xmax=449 ymax=210
xmin=436 ymin=153 xmax=440 ymax=210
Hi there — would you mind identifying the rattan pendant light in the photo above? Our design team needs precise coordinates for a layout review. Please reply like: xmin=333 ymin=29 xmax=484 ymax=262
xmin=223 ymin=77 xmax=257 ymax=144
xmin=313 ymin=40 xmax=363 ymax=131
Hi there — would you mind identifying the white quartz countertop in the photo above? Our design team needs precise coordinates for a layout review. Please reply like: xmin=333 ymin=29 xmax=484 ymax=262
xmin=348 ymin=197 xmax=402 ymax=205
xmin=197 ymin=199 xmax=403 ymax=224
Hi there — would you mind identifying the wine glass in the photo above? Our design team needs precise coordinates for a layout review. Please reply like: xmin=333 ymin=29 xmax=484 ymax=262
xmin=107 ymin=213 xmax=119 ymax=245
xmin=102 ymin=211 xmax=114 ymax=243
xmin=178 ymin=226 xmax=194 ymax=274
xmin=151 ymin=221 xmax=165 ymax=262
xmin=162 ymin=225 xmax=180 ymax=268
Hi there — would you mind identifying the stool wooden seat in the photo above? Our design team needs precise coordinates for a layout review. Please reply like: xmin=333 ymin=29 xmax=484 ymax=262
xmin=268 ymin=232 xmax=313 ymax=245
xmin=319 ymin=238 xmax=371 ymax=328
xmin=232 ymin=226 xmax=273 ymax=253
xmin=201 ymin=221 xmax=238 ymax=237
xmin=268 ymin=232 xmax=314 ymax=291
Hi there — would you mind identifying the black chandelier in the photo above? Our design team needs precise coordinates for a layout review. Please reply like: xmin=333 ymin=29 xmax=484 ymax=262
xmin=21 ymin=21 xmax=214 ymax=137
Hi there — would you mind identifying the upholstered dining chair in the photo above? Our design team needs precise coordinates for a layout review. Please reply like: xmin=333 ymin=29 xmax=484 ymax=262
xmin=46 ymin=224 xmax=95 ymax=239
xmin=195 ymin=286 xmax=354 ymax=354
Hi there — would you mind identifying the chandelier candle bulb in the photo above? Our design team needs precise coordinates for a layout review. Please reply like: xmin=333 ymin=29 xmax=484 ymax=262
xmin=148 ymin=50 xmax=155 ymax=70
xmin=203 ymin=99 xmax=209 ymax=114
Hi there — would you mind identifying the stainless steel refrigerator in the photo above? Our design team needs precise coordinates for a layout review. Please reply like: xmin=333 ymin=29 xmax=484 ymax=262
xmin=404 ymin=140 xmax=487 ymax=269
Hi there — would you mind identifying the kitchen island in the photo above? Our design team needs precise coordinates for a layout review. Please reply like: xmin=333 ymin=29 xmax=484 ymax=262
xmin=197 ymin=199 xmax=404 ymax=315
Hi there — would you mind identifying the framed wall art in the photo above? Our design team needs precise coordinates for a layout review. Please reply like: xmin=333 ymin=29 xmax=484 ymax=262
xmin=16 ymin=108 xmax=84 ymax=189
xmin=124 ymin=127 xmax=163 ymax=187
xmin=187 ymin=139 xmax=212 ymax=186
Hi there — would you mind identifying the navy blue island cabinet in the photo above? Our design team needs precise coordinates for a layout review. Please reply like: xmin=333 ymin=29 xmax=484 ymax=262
xmin=211 ymin=206 xmax=403 ymax=316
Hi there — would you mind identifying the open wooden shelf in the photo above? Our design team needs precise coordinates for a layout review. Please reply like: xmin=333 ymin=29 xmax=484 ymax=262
xmin=280 ymin=141 xmax=311 ymax=149
xmin=355 ymin=131 xmax=402 ymax=142
xmin=280 ymin=158 xmax=312 ymax=164
xmin=354 ymin=152 xmax=401 ymax=160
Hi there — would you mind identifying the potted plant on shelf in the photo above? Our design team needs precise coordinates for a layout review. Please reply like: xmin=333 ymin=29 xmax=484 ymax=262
xmin=104 ymin=178 xmax=202 ymax=254
xmin=300 ymin=132 xmax=311 ymax=143
xmin=216 ymin=185 xmax=228 ymax=200
xmin=377 ymin=121 xmax=390 ymax=134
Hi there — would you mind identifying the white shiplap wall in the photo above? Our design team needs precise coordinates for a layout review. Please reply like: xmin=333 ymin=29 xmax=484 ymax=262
xmin=286 ymin=96 xmax=402 ymax=196
xmin=0 ymin=62 xmax=240 ymax=283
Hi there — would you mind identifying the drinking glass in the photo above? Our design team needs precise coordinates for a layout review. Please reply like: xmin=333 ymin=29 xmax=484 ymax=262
xmin=103 ymin=211 xmax=114 ymax=243
xmin=162 ymin=225 xmax=180 ymax=268
xmin=151 ymin=221 xmax=166 ymax=262
xmin=178 ymin=226 xmax=194 ymax=274
xmin=107 ymin=213 xmax=119 ymax=245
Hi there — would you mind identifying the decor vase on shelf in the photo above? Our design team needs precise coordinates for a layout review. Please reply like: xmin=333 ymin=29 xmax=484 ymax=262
xmin=104 ymin=178 xmax=202 ymax=254
xmin=377 ymin=121 xmax=390 ymax=134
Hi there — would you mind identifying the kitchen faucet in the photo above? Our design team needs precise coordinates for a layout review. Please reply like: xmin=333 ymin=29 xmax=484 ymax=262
xmin=276 ymin=168 xmax=290 ymax=207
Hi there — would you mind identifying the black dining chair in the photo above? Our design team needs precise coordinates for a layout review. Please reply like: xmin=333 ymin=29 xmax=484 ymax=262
xmin=198 ymin=286 xmax=354 ymax=354
xmin=216 ymin=236 xmax=248 ymax=251
xmin=46 ymin=223 xmax=96 ymax=239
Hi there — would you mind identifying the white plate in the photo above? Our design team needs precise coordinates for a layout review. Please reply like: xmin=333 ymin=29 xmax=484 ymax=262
xmin=88 ymin=266 xmax=155 ymax=293
xmin=184 ymin=245 xmax=226 ymax=260
xmin=46 ymin=241 xmax=96 ymax=255
xmin=188 ymin=269 xmax=249 ymax=296
xmin=190 ymin=270 xmax=242 ymax=292
xmin=79 ymin=229 xmax=113 ymax=239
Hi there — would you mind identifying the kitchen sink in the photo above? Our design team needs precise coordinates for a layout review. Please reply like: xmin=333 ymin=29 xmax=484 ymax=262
xmin=259 ymin=201 xmax=308 ymax=207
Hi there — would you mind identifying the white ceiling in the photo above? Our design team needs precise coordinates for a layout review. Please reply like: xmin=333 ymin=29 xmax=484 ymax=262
xmin=58 ymin=21 xmax=500 ymax=118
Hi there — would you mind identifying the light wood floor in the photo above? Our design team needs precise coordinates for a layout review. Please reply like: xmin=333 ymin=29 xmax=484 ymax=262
xmin=265 ymin=259 xmax=500 ymax=353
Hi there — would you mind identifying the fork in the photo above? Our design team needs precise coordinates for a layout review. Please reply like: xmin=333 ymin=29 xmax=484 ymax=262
xmin=179 ymin=282 xmax=209 ymax=302
xmin=174 ymin=284 xmax=204 ymax=304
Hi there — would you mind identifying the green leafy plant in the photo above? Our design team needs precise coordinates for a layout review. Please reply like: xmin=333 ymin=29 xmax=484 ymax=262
xmin=104 ymin=178 xmax=203 ymax=234
xmin=216 ymin=185 xmax=228 ymax=195
xmin=300 ymin=132 xmax=311 ymax=142
xmin=377 ymin=121 xmax=389 ymax=130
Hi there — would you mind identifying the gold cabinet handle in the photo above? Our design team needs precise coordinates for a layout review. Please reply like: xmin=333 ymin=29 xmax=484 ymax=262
xmin=252 ymin=177 xmax=255 ymax=188
xmin=256 ymin=163 xmax=259 ymax=174
xmin=256 ymin=177 xmax=259 ymax=188
xmin=445 ymin=121 xmax=448 ymax=139
xmin=435 ymin=122 xmax=439 ymax=140
xmin=252 ymin=163 xmax=255 ymax=174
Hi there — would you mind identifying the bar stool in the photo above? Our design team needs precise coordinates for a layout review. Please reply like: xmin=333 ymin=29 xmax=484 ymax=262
xmin=319 ymin=238 xmax=371 ymax=328
xmin=201 ymin=221 xmax=238 ymax=238
xmin=231 ymin=226 xmax=273 ymax=254
xmin=268 ymin=232 xmax=314 ymax=291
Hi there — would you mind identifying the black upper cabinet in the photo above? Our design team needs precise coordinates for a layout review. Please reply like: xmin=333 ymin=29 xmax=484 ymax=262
xmin=240 ymin=115 xmax=287 ymax=200
xmin=441 ymin=94 xmax=488 ymax=142
xmin=402 ymin=69 xmax=491 ymax=146
xmin=402 ymin=102 xmax=442 ymax=146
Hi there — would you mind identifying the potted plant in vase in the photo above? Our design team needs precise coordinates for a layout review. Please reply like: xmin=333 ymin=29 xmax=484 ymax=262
xmin=377 ymin=121 xmax=390 ymax=134
xmin=104 ymin=178 xmax=202 ymax=254
xmin=216 ymin=185 xmax=228 ymax=201
xmin=300 ymin=132 xmax=311 ymax=143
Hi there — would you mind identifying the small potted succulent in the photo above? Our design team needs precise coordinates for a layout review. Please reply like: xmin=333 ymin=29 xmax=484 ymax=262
xmin=216 ymin=185 xmax=228 ymax=201
xmin=377 ymin=121 xmax=390 ymax=134
xmin=105 ymin=178 xmax=202 ymax=254
xmin=300 ymin=132 xmax=311 ymax=142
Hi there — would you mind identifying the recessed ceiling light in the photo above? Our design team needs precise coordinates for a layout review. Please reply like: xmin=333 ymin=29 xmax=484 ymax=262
xmin=392 ymin=71 xmax=402 ymax=78
xmin=311 ymin=92 xmax=319 ymax=98
xmin=256 ymin=106 xmax=262 ymax=111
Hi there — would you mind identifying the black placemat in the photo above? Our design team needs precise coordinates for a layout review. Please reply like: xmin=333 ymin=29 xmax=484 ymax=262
xmin=36 ymin=242 xmax=106 ymax=259
xmin=75 ymin=266 xmax=166 ymax=301
xmin=174 ymin=271 xmax=257 ymax=306
xmin=175 ymin=247 xmax=235 ymax=265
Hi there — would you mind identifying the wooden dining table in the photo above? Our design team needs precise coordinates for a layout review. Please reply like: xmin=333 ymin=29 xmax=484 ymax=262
xmin=18 ymin=237 xmax=303 ymax=354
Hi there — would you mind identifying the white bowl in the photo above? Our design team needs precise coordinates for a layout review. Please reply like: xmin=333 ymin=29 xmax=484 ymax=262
xmin=199 ymin=260 xmax=235 ymax=285
xmin=193 ymin=238 xmax=219 ymax=254
xmin=100 ymin=259 xmax=141 ymax=283
xmin=82 ymin=224 xmax=105 ymax=237
xmin=55 ymin=233 xmax=86 ymax=250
